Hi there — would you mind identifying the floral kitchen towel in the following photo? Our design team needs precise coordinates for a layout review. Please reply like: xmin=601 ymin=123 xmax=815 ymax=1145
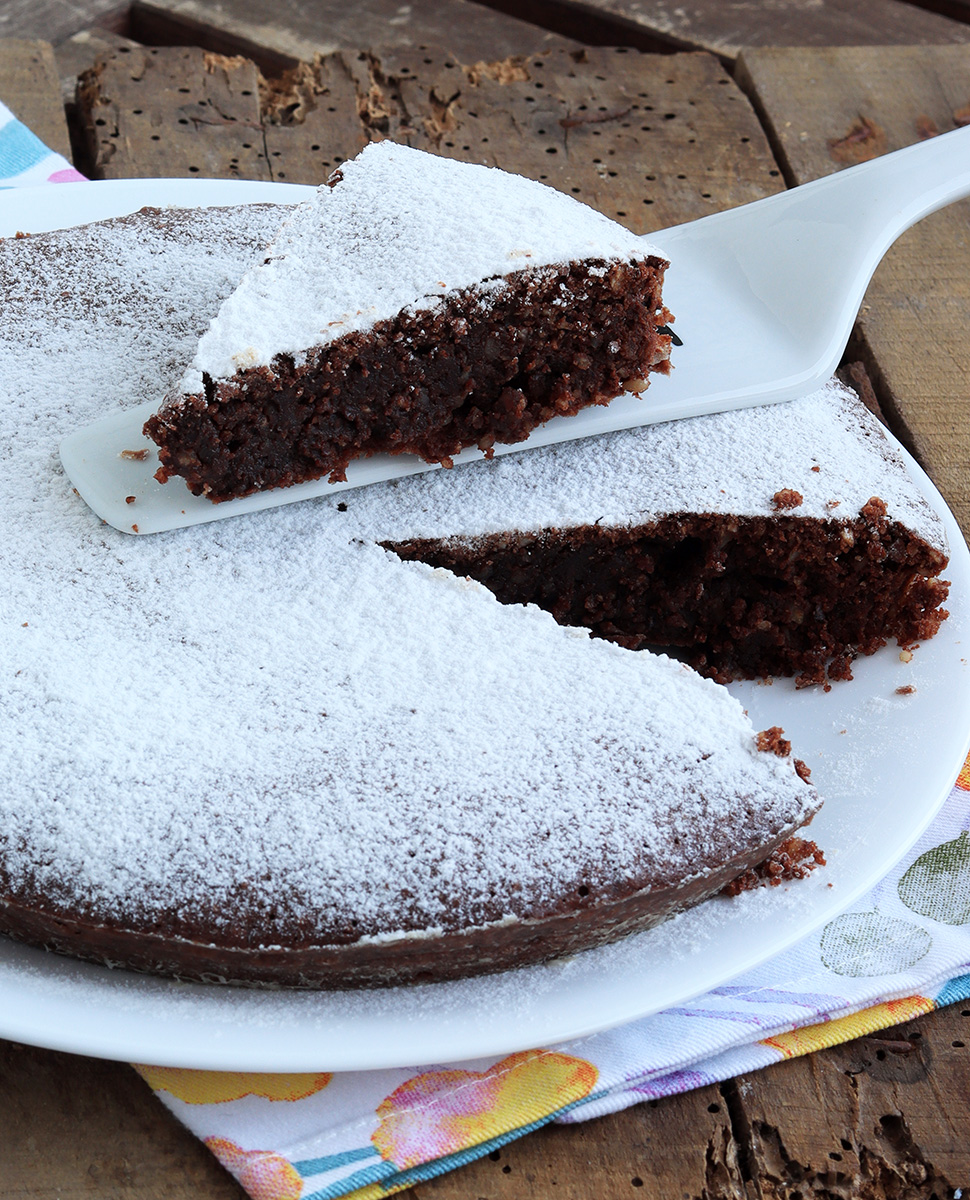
xmin=4 ymin=95 xmax=967 ymax=1200
xmin=136 ymin=752 xmax=970 ymax=1200
xmin=0 ymin=98 xmax=85 ymax=186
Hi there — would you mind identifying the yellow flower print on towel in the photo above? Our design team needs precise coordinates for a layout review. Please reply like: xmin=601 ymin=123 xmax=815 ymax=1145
xmin=761 ymin=994 xmax=934 ymax=1059
xmin=136 ymin=1065 xmax=332 ymax=1104
xmin=957 ymin=750 xmax=970 ymax=792
xmin=205 ymin=1137 xmax=302 ymax=1200
xmin=372 ymin=1048 xmax=598 ymax=1169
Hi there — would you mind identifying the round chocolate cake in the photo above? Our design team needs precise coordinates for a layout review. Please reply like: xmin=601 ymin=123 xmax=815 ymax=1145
xmin=0 ymin=191 xmax=946 ymax=990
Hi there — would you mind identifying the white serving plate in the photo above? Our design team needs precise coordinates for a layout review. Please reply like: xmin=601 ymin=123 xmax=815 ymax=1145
xmin=1 ymin=180 xmax=967 ymax=1072
xmin=0 ymin=442 xmax=964 ymax=1072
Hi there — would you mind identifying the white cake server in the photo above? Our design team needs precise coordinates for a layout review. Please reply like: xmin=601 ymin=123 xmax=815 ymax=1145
xmin=51 ymin=123 xmax=970 ymax=534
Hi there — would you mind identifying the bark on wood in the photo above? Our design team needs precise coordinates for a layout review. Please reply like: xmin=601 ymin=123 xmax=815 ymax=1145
xmin=0 ymin=38 xmax=73 ymax=160
xmin=736 ymin=44 xmax=970 ymax=536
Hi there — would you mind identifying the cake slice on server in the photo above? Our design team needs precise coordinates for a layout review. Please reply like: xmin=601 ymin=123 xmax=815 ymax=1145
xmin=143 ymin=141 xmax=673 ymax=502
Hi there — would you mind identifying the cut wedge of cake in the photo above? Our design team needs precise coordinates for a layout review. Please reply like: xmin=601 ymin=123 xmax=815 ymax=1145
xmin=143 ymin=142 xmax=672 ymax=501
xmin=356 ymin=381 xmax=950 ymax=688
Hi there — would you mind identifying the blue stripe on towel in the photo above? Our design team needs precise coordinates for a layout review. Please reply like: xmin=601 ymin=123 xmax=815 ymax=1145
xmin=0 ymin=118 xmax=49 ymax=178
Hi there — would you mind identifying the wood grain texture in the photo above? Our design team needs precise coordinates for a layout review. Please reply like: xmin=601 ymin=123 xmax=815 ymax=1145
xmin=413 ymin=1087 xmax=746 ymax=1199
xmin=78 ymin=44 xmax=271 ymax=179
xmin=75 ymin=43 xmax=784 ymax=226
xmin=0 ymin=0 xmax=129 ymax=46
xmin=731 ymin=1005 xmax=970 ymax=1197
xmin=0 ymin=38 xmax=73 ymax=159
xmin=468 ymin=0 xmax=970 ymax=60
xmin=0 ymin=1037 xmax=743 ymax=1200
xmin=737 ymin=44 xmax=970 ymax=536
xmin=0 ymin=1039 xmax=246 ymax=1198
xmin=128 ymin=0 xmax=576 ymax=76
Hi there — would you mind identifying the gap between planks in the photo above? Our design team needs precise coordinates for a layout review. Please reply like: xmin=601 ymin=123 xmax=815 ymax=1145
xmin=737 ymin=44 xmax=970 ymax=538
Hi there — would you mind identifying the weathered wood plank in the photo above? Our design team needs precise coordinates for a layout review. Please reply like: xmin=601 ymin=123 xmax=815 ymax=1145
xmin=468 ymin=0 xmax=970 ymax=60
xmin=736 ymin=44 xmax=970 ymax=536
xmin=0 ymin=1031 xmax=745 ymax=1200
xmin=730 ymin=1005 xmax=970 ymax=1196
xmin=0 ymin=0 xmax=129 ymax=46
xmin=78 ymin=44 xmax=271 ymax=179
xmin=0 ymin=1039 xmax=246 ymax=1199
xmin=0 ymin=38 xmax=73 ymax=160
xmin=77 ymin=43 xmax=784 ymax=229
xmin=55 ymin=27 xmax=143 ymax=105
xmin=129 ymin=0 xmax=577 ymax=76
xmin=416 ymin=1086 xmax=745 ymax=1199
xmin=348 ymin=45 xmax=784 ymax=231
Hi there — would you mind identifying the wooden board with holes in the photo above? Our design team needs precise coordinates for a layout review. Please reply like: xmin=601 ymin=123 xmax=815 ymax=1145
xmin=78 ymin=45 xmax=271 ymax=179
xmin=736 ymin=43 xmax=970 ymax=535
xmin=76 ymin=42 xmax=785 ymax=229
xmin=728 ymin=1003 xmax=970 ymax=1196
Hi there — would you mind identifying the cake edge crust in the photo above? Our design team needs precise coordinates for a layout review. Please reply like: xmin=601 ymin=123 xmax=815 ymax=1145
xmin=0 ymin=802 xmax=818 ymax=990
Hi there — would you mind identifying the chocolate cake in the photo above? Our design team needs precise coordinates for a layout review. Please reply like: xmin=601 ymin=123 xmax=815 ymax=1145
xmin=356 ymin=383 xmax=950 ymax=688
xmin=0 ymin=197 xmax=946 ymax=990
xmin=143 ymin=142 xmax=672 ymax=501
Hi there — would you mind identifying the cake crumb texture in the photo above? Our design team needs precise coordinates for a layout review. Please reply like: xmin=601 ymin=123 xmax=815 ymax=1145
xmin=146 ymin=143 xmax=671 ymax=500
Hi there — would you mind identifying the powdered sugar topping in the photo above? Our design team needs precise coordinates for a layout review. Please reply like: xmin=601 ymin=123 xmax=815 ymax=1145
xmin=180 ymin=141 xmax=665 ymax=391
xmin=0 ymin=203 xmax=813 ymax=945
xmin=338 ymin=381 xmax=946 ymax=550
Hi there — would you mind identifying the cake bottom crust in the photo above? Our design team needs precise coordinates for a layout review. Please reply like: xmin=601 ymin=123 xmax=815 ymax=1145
xmin=0 ymin=817 xmax=815 ymax=989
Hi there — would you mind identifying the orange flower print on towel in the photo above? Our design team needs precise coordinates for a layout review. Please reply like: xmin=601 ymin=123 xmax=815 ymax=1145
xmin=372 ymin=1048 xmax=598 ymax=1169
xmin=136 ymin=1065 xmax=332 ymax=1104
xmin=957 ymin=750 xmax=970 ymax=791
xmin=205 ymin=1138 xmax=302 ymax=1200
xmin=761 ymin=994 xmax=934 ymax=1059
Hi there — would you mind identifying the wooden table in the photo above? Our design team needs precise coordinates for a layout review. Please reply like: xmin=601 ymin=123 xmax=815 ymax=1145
xmin=2 ymin=3 xmax=970 ymax=1197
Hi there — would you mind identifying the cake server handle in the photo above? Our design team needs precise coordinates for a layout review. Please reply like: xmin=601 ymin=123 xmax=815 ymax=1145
xmin=648 ymin=124 xmax=970 ymax=414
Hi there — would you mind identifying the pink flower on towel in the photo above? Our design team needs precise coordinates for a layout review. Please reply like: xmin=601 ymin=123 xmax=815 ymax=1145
xmin=47 ymin=167 xmax=87 ymax=183
xmin=372 ymin=1048 xmax=598 ymax=1169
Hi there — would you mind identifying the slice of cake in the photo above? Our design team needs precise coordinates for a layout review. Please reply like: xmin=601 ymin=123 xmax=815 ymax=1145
xmin=343 ymin=380 xmax=949 ymax=688
xmin=143 ymin=141 xmax=672 ymax=501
